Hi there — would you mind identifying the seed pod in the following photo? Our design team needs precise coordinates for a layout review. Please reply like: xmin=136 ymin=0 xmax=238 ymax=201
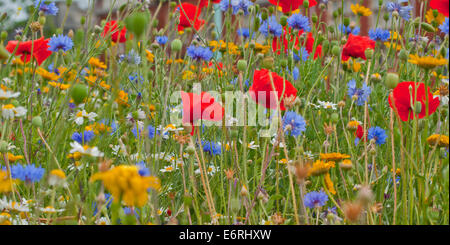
xmin=71 ymin=84 xmax=89 ymax=105
xmin=385 ymin=73 xmax=399 ymax=89
xmin=32 ymin=116 xmax=43 ymax=128
xmin=171 ymin=39 xmax=182 ymax=52
xmin=237 ymin=59 xmax=247 ymax=72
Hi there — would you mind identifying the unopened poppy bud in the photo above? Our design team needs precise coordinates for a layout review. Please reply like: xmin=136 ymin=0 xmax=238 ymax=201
xmin=385 ymin=73 xmax=399 ymax=89
xmin=280 ymin=58 xmax=288 ymax=68
xmin=0 ymin=140 xmax=9 ymax=153
xmin=71 ymin=84 xmax=88 ymax=105
xmin=344 ymin=17 xmax=350 ymax=27
xmin=80 ymin=16 xmax=86 ymax=25
xmin=171 ymin=39 xmax=182 ymax=52
xmin=330 ymin=112 xmax=339 ymax=123
xmin=32 ymin=116 xmax=43 ymax=128
xmin=0 ymin=31 xmax=7 ymax=41
xmin=312 ymin=14 xmax=318 ymax=24
xmin=185 ymin=145 xmax=195 ymax=155
xmin=66 ymin=0 xmax=73 ymax=6
xmin=331 ymin=45 xmax=340 ymax=56
xmin=170 ymin=1 xmax=177 ymax=9
xmin=211 ymin=30 xmax=218 ymax=39
xmin=421 ymin=22 xmax=435 ymax=33
xmin=280 ymin=16 xmax=288 ymax=27
xmin=261 ymin=10 xmax=268 ymax=21
xmin=332 ymin=11 xmax=338 ymax=19
xmin=413 ymin=101 xmax=422 ymax=114
xmin=364 ymin=49 xmax=374 ymax=59
xmin=126 ymin=12 xmax=148 ymax=38
xmin=378 ymin=0 xmax=383 ymax=6
xmin=0 ymin=44 xmax=8 ymax=61
xmin=303 ymin=0 xmax=309 ymax=8
xmin=261 ymin=57 xmax=274 ymax=70
xmin=319 ymin=3 xmax=326 ymax=10
xmin=231 ymin=198 xmax=241 ymax=213
xmin=237 ymin=59 xmax=247 ymax=71
xmin=39 ymin=16 xmax=46 ymax=25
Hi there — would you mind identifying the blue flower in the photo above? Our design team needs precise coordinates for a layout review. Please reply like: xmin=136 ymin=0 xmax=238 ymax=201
xmin=369 ymin=28 xmax=391 ymax=42
xmin=201 ymin=140 xmax=222 ymax=156
xmin=440 ymin=17 xmax=449 ymax=35
xmin=287 ymin=13 xmax=311 ymax=32
xmin=35 ymin=0 xmax=59 ymax=16
xmin=136 ymin=161 xmax=151 ymax=177
xmin=368 ymin=126 xmax=387 ymax=145
xmin=237 ymin=28 xmax=252 ymax=38
xmin=292 ymin=67 xmax=300 ymax=80
xmin=347 ymin=79 xmax=371 ymax=106
xmin=386 ymin=0 xmax=413 ymax=21
xmin=93 ymin=193 xmax=113 ymax=216
xmin=220 ymin=0 xmax=253 ymax=15
xmin=293 ymin=47 xmax=309 ymax=62
xmin=71 ymin=130 xmax=95 ymax=144
xmin=339 ymin=24 xmax=360 ymax=35
xmin=11 ymin=164 xmax=45 ymax=183
xmin=131 ymin=125 xmax=143 ymax=138
xmin=156 ymin=36 xmax=168 ymax=45
xmin=304 ymin=191 xmax=328 ymax=209
xmin=259 ymin=16 xmax=283 ymax=37
xmin=48 ymin=35 xmax=73 ymax=52
xmin=187 ymin=45 xmax=213 ymax=61
xmin=148 ymin=125 xmax=156 ymax=139
xmin=124 ymin=49 xmax=141 ymax=65
xmin=282 ymin=111 xmax=307 ymax=137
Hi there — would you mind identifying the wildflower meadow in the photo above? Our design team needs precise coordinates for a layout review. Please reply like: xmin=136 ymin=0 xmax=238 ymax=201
xmin=0 ymin=0 xmax=449 ymax=227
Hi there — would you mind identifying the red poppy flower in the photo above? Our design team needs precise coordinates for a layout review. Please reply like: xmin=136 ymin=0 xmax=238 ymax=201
xmin=198 ymin=0 xmax=221 ymax=9
xmin=6 ymin=37 xmax=52 ymax=66
xmin=388 ymin=81 xmax=440 ymax=121
xmin=176 ymin=3 xmax=205 ymax=32
xmin=102 ymin=20 xmax=127 ymax=43
xmin=341 ymin=34 xmax=375 ymax=62
xmin=272 ymin=28 xmax=322 ymax=59
xmin=430 ymin=0 xmax=449 ymax=17
xmin=249 ymin=69 xmax=297 ymax=111
xmin=268 ymin=0 xmax=317 ymax=13
xmin=181 ymin=91 xmax=225 ymax=135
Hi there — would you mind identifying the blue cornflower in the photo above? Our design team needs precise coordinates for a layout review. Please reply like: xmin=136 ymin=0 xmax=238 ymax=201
xmin=220 ymin=0 xmax=253 ymax=15
xmin=48 ymin=35 xmax=73 ymax=52
xmin=292 ymin=67 xmax=299 ymax=80
xmin=148 ymin=125 xmax=156 ymax=139
xmin=347 ymin=79 xmax=371 ymax=106
xmin=304 ymin=191 xmax=328 ymax=209
xmin=237 ymin=28 xmax=252 ymax=38
xmin=201 ymin=140 xmax=222 ymax=156
xmin=339 ymin=24 xmax=360 ymax=35
xmin=71 ymin=130 xmax=95 ymax=144
xmin=368 ymin=126 xmax=387 ymax=145
xmin=131 ymin=125 xmax=143 ymax=138
xmin=136 ymin=161 xmax=151 ymax=177
xmin=126 ymin=49 xmax=141 ymax=65
xmin=293 ymin=47 xmax=309 ymax=62
xmin=35 ymin=0 xmax=59 ymax=16
xmin=259 ymin=16 xmax=283 ymax=37
xmin=440 ymin=17 xmax=449 ymax=35
xmin=282 ymin=111 xmax=307 ymax=137
xmin=187 ymin=45 xmax=213 ymax=62
xmin=11 ymin=164 xmax=45 ymax=183
xmin=368 ymin=28 xmax=391 ymax=42
xmin=93 ymin=193 xmax=113 ymax=216
xmin=156 ymin=36 xmax=168 ymax=45
xmin=287 ymin=13 xmax=311 ymax=32
xmin=386 ymin=0 xmax=413 ymax=21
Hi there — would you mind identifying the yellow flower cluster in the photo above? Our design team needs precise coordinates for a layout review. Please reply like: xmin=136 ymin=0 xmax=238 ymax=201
xmin=90 ymin=165 xmax=161 ymax=207
xmin=209 ymin=40 xmax=240 ymax=55
xmin=408 ymin=54 xmax=448 ymax=69
xmin=425 ymin=9 xmax=446 ymax=26
xmin=324 ymin=173 xmax=336 ymax=195
xmin=426 ymin=134 xmax=449 ymax=147
xmin=0 ymin=170 xmax=15 ymax=194
xmin=351 ymin=4 xmax=372 ymax=16
xmin=308 ymin=160 xmax=335 ymax=176
xmin=320 ymin=153 xmax=350 ymax=162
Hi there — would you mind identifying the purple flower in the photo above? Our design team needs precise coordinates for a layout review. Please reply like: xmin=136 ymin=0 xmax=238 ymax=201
xmin=304 ymin=191 xmax=328 ymax=208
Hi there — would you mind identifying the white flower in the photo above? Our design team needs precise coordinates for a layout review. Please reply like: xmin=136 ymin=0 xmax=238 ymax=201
xmin=1 ymin=104 xmax=27 ymax=119
xmin=110 ymin=144 xmax=121 ymax=155
xmin=160 ymin=165 xmax=176 ymax=173
xmin=69 ymin=141 xmax=104 ymax=157
xmin=195 ymin=164 xmax=218 ymax=176
xmin=96 ymin=217 xmax=110 ymax=225
xmin=0 ymin=89 xmax=20 ymax=100
xmin=317 ymin=100 xmax=337 ymax=110
xmin=0 ymin=197 xmax=30 ymax=212
xmin=40 ymin=206 xmax=65 ymax=213
xmin=73 ymin=110 xmax=97 ymax=125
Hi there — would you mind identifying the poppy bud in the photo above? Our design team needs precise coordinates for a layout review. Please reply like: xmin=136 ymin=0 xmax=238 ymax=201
xmin=413 ymin=101 xmax=422 ymax=114
xmin=185 ymin=145 xmax=195 ymax=155
xmin=237 ymin=59 xmax=247 ymax=72
xmin=364 ymin=49 xmax=374 ymax=59
xmin=66 ymin=0 xmax=73 ymax=6
xmin=303 ymin=0 xmax=309 ymax=8
xmin=330 ymin=112 xmax=339 ymax=123
xmin=126 ymin=12 xmax=148 ymax=38
xmin=378 ymin=0 xmax=383 ymax=6
xmin=261 ymin=10 xmax=268 ymax=21
xmin=280 ymin=59 xmax=288 ymax=68
xmin=71 ymin=84 xmax=88 ymax=105
xmin=398 ymin=49 xmax=409 ymax=61
xmin=32 ymin=116 xmax=43 ymax=128
xmin=0 ymin=140 xmax=9 ymax=153
xmin=261 ymin=56 xmax=274 ymax=70
xmin=331 ymin=45 xmax=340 ymax=56
xmin=231 ymin=198 xmax=241 ymax=213
xmin=312 ymin=14 xmax=318 ymax=24
xmin=171 ymin=39 xmax=182 ymax=52
xmin=280 ymin=16 xmax=288 ymax=27
xmin=211 ymin=30 xmax=218 ymax=39
xmin=332 ymin=11 xmax=338 ymax=19
xmin=421 ymin=22 xmax=435 ymax=33
xmin=344 ymin=17 xmax=350 ymax=27
xmin=170 ymin=1 xmax=177 ymax=9
xmin=80 ymin=16 xmax=86 ymax=25
xmin=0 ymin=44 xmax=9 ymax=61
xmin=385 ymin=73 xmax=399 ymax=89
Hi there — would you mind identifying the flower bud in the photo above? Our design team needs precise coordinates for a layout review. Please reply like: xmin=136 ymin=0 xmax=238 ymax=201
xmin=385 ymin=72 xmax=399 ymax=89
xmin=125 ymin=12 xmax=149 ymax=38
xmin=71 ymin=84 xmax=88 ymax=105
xmin=32 ymin=116 xmax=43 ymax=128
xmin=0 ymin=140 xmax=9 ymax=153
xmin=280 ymin=16 xmax=288 ymax=27
xmin=312 ymin=14 xmax=318 ymax=24
xmin=303 ymin=0 xmax=309 ymax=8
xmin=171 ymin=39 xmax=182 ymax=52
xmin=0 ymin=44 xmax=9 ymax=61
xmin=364 ymin=48 xmax=374 ymax=59
xmin=344 ymin=17 xmax=350 ymax=27
xmin=80 ymin=16 xmax=86 ymax=25
xmin=330 ymin=112 xmax=339 ymax=123
xmin=261 ymin=56 xmax=274 ymax=70
xmin=231 ymin=198 xmax=241 ymax=213
xmin=237 ymin=59 xmax=247 ymax=72
xmin=331 ymin=45 xmax=340 ymax=56
xmin=413 ymin=101 xmax=422 ymax=114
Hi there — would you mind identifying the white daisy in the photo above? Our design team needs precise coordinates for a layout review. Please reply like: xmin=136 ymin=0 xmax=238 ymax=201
xmin=1 ymin=104 xmax=27 ymax=119
xmin=69 ymin=141 xmax=104 ymax=157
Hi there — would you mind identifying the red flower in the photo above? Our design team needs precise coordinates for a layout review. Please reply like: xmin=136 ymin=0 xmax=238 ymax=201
xmin=272 ymin=29 xmax=322 ymax=59
xmin=6 ymin=37 xmax=52 ymax=66
xmin=176 ymin=3 xmax=205 ymax=32
xmin=102 ymin=21 xmax=127 ymax=43
xmin=388 ymin=81 xmax=440 ymax=121
xmin=268 ymin=0 xmax=317 ymax=13
xmin=198 ymin=0 xmax=221 ymax=9
xmin=249 ymin=69 xmax=297 ymax=111
xmin=430 ymin=0 xmax=449 ymax=17
xmin=181 ymin=91 xmax=224 ymax=135
xmin=341 ymin=34 xmax=375 ymax=62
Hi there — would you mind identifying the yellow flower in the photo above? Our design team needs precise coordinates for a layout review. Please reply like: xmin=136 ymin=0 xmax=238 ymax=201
xmin=308 ymin=160 xmax=335 ymax=176
xmin=0 ymin=170 xmax=15 ymax=194
xmin=48 ymin=81 xmax=71 ymax=90
xmin=351 ymin=4 xmax=372 ymax=16
xmin=115 ymin=90 xmax=129 ymax=107
xmin=0 ymin=212 xmax=12 ymax=225
xmin=426 ymin=134 xmax=449 ymax=147
xmin=320 ymin=153 xmax=350 ymax=162
xmin=90 ymin=165 xmax=161 ymax=207
xmin=0 ymin=153 xmax=24 ymax=163
xmin=209 ymin=40 xmax=240 ymax=55
xmin=384 ymin=41 xmax=402 ymax=51
xmin=339 ymin=159 xmax=353 ymax=170
xmin=37 ymin=67 xmax=59 ymax=81
xmin=146 ymin=50 xmax=154 ymax=63
xmin=50 ymin=169 xmax=66 ymax=179
xmin=408 ymin=54 xmax=448 ymax=69
xmin=245 ymin=42 xmax=270 ymax=54
xmin=324 ymin=173 xmax=336 ymax=195
xmin=88 ymin=57 xmax=107 ymax=69
xmin=425 ymin=9 xmax=445 ymax=26
xmin=67 ymin=152 xmax=82 ymax=160
xmin=347 ymin=121 xmax=360 ymax=131
xmin=182 ymin=70 xmax=195 ymax=80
